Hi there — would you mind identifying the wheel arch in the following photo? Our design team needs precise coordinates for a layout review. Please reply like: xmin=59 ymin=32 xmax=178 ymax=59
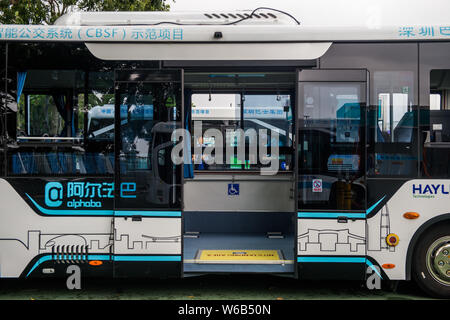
xmin=405 ymin=213 xmax=450 ymax=280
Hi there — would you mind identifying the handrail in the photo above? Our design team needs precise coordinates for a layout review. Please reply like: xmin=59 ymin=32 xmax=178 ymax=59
xmin=17 ymin=136 xmax=83 ymax=141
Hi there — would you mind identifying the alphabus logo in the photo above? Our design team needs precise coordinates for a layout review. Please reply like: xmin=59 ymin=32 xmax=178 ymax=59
xmin=45 ymin=182 xmax=63 ymax=207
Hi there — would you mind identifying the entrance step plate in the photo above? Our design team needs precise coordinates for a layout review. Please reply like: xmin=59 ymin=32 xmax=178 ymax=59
xmin=188 ymin=249 xmax=293 ymax=265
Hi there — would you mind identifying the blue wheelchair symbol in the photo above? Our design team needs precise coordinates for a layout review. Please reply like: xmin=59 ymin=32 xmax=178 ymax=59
xmin=228 ymin=183 xmax=239 ymax=196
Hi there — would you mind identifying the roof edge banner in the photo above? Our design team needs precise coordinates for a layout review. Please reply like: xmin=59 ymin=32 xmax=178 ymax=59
xmin=0 ymin=25 xmax=449 ymax=42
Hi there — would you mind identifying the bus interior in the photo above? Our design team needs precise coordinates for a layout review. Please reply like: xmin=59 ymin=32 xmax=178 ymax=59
xmin=182 ymin=71 xmax=297 ymax=274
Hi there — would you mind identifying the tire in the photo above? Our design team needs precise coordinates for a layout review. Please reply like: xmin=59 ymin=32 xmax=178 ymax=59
xmin=412 ymin=223 xmax=450 ymax=298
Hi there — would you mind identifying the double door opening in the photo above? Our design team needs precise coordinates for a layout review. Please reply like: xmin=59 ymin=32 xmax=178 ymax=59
xmin=112 ymin=68 xmax=369 ymax=275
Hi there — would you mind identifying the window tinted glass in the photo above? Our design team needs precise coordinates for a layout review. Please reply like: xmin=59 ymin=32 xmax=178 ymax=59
xmin=190 ymin=93 xmax=293 ymax=172
xmin=320 ymin=43 xmax=419 ymax=179
xmin=7 ymin=43 xmax=115 ymax=176
xmin=116 ymin=80 xmax=181 ymax=209
xmin=422 ymin=69 xmax=450 ymax=177
xmin=298 ymin=82 xmax=365 ymax=210
xmin=0 ymin=43 xmax=5 ymax=176
xmin=368 ymin=71 xmax=417 ymax=177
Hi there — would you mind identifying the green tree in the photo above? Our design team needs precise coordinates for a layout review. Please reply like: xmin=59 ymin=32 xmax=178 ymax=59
xmin=0 ymin=0 xmax=171 ymax=25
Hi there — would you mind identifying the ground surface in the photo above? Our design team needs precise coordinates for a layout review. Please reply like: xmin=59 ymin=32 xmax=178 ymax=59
xmin=0 ymin=275 xmax=441 ymax=300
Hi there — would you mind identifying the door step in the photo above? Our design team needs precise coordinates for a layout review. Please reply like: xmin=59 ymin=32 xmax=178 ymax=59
xmin=184 ymin=249 xmax=294 ymax=265
xmin=266 ymin=232 xmax=284 ymax=239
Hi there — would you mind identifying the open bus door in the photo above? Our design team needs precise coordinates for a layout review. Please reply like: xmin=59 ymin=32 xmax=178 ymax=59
xmin=296 ymin=69 xmax=370 ymax=280
xmin=113 ymin=69 xmax=183 ymax=278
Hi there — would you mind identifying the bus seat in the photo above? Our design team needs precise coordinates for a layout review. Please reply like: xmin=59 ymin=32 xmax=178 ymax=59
xmin=20 ymin=152 xmax=36 ymax=174
xmin=58 ymin=152 xmax=68 ymax=173
xmin=47 ymin=152 xmax=61 ymax=174
xmin=66 ymin=153 xmax=77 ymax=174
xmin=105 ymin=153 xmax=114 ymax=174
xmin=57 ymin=152 xmax=77 ymax=175
xmin=94 ymin=153 xmax=107 ymax=174
xmin=119 ymin=156 xmax=127 ymax=174
xmin=34 ymin=152 xmax=52 ymax=174
xmin=75 ymin=153 xmax=87 ymax=174
xmin=84 ymin=153 xmax=97 ymax=174
xmin=11 ymin=154 xmax=25 ymax=174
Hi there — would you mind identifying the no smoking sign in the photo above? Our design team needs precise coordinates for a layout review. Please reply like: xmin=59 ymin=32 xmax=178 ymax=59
xmin=312 ymin=179 xmax=322 ymax=192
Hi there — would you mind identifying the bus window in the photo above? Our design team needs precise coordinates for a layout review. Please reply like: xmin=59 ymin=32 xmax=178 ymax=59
xmin=368 ymin=71 xmax=417 ymax=177
xmin=83 ymin=71 xmax=115 ymax=142
xmin=8 ymin=64 xmax=115 ymax=176
xmin=17 ymin=94 xmax=65 ymax=137
xmin=116 ymin=80 xmax=181 ymax=209
xmin=0 ymin=42 xmax=5 ymax=176
xmin=298 ymin=82 xmax=365 ymax=210
xmin=243 ymin=94 xmax=293 ymax=171
xmin=190 ymin=93 xmax=293 ymax=172
xmin=191 ymin=93 xmax=241 ymax=171
xmin=422 ymin=70 xmax=450 ymax=177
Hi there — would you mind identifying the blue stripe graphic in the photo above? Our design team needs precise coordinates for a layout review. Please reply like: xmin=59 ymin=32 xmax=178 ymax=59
xmin=114 ymin=211 xmax=181 ymax=217
xmin=26 ymin=194 xmax=181 ymax=217
xmin=297 ymin=257 xmax=366 ymax=263
xmin=366 ymin=196 xmax=386 ymax=215
xmin=297 ymin=256 xmax=384 ymax=280
xmin=26 ymin=193 xmax=113 ymax=216
xmin=26 ymin=255 xmax=52 ymax=277
xmin=297 ymin=212 xmax=366 ymax=219
xmin=298 ymin=196 xmax=386 ymax=219
xmin=113 ymin=255 xmax=182 ymax=262
xmin=26 ymin=254 xmax=181 ymax=277
xmin=366 ymin=259 xmax=383 ymax=279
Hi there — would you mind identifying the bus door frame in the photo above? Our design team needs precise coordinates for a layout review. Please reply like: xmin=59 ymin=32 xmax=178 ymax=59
xmin=295 ymin=68 xmax=370 ymax=280
xmin=112 ymin=68 xmax=184 ymax=278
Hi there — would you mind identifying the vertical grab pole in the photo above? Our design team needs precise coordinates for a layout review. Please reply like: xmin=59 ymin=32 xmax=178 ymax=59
xmin=3 ymin=43 xmax=8 ymax=176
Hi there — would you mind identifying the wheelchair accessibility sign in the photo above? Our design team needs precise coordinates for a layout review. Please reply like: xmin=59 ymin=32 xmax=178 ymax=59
xmin=228 ymin=183 xmax=240 ymax=196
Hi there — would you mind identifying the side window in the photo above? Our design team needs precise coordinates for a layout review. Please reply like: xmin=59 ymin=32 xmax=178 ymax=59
xmin=190 ymin=93 xmax=294 ymax=172
xmin=83 ymin=71 xmax=115 ymax=142
xmin=298 ymin=82 xmax=366 ymax=210
xmin=243 ymin=94 xmax=293 ymax=171
xmin=8 ymin=57 xmax=115 ymax=176
xmin=191 ymin=93 xmax=241 ymax=170
xmin=0 ymin=43 xmax=5 ymax=176
xmin=17 ymin=94 xmax=65 ymax=137
xmin=369 ymin=71 xmax=417 ymax=177
xmin=422 ymin=69 xmax=450 ymax=177
xmin=116 ymin=80 xmax=181 ymax=210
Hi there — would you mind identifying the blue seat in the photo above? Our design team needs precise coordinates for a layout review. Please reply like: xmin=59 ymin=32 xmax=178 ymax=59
xmin=21 ymin=153 xmax=36 ymax=174
xmin=84 ymin=153 xmax=97 ymax=174
xmin=94 ymin=154 xmax=106 ymax=174
xmin=47 ymin=152 xmax=60 ymax=174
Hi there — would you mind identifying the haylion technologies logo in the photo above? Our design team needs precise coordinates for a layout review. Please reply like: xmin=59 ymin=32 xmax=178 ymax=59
xmin=412 ymin=183 xmax=450 ymax=199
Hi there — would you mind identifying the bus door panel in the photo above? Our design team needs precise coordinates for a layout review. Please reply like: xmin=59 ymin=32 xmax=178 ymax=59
xmin=297 ymin=69 xmax=368 ymax=279
xmin=113 ymin=70 xmax=183 ymax=277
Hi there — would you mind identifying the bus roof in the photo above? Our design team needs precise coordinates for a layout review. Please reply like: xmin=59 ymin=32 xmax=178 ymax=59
xmin=0 ymin=9 xmax=448 ymax=43
xmin=0 ymin=9 xmax=448 ymax=60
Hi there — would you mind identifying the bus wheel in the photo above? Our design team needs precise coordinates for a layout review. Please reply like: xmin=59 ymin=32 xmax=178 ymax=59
xmin=413 ymin=223 xmax=450 ymax=298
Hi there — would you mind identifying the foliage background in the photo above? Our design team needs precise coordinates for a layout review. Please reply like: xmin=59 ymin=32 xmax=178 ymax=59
xmin=0 ymin=0 xmax=171 ymax=25
xmin=1 ymin=0 xmax=170 ymax=136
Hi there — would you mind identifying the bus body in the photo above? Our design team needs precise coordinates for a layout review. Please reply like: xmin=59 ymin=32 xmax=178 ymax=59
xmin=0 ymin=9 xmax=449 ymax=297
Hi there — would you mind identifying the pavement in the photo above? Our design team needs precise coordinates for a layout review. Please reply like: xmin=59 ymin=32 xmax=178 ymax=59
xmin=0 ymin=274 xmax=440 ymax=300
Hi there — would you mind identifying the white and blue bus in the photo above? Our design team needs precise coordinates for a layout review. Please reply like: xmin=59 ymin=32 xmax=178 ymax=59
xmin=0 ymin=8 xmax=449 ymax=297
